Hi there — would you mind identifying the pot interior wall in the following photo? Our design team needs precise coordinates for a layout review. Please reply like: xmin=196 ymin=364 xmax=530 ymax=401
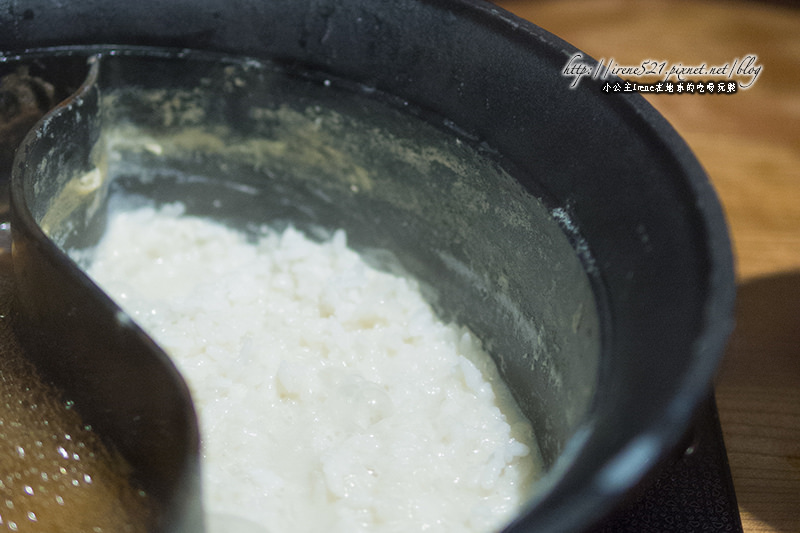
xmin=24 ymin=51 xmax=601 ymax=472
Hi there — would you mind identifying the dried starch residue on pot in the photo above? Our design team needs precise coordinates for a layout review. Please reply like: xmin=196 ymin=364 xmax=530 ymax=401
xmin=78 ymin=202 xmax=541 ymax=533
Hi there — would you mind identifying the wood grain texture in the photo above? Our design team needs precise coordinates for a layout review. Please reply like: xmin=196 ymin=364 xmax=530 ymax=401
xmin=495 ymin=1 xmax=800 ymax=532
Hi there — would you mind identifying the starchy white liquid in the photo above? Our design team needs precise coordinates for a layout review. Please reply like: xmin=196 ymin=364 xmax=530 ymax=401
xmin=78 ymin=202 xmax=540 ymax=532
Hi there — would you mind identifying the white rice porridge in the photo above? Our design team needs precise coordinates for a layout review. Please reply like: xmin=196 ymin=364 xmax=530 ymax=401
xmin=78 ymin=202 xmax=541 ymax=532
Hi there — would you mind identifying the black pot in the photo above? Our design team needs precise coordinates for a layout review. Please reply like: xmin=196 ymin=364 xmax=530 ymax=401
xmin=0 ymin=1 xmax=735 ymax=532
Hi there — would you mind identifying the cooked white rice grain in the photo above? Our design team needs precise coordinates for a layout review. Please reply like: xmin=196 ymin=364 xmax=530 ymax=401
xmin=80 ymin=202 xmax=541 ymax=533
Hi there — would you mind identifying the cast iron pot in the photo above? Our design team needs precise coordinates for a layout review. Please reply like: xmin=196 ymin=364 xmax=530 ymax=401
xmin=0 ymin=1 xmax=735 ymax=532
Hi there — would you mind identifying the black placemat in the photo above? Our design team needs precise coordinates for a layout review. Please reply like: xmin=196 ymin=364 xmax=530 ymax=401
xmin=593 ymin=394 xmax=743 ymax=532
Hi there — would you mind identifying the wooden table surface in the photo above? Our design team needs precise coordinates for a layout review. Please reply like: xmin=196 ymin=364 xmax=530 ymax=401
xmin=495 ymin=1 xmax=800 ymax=531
